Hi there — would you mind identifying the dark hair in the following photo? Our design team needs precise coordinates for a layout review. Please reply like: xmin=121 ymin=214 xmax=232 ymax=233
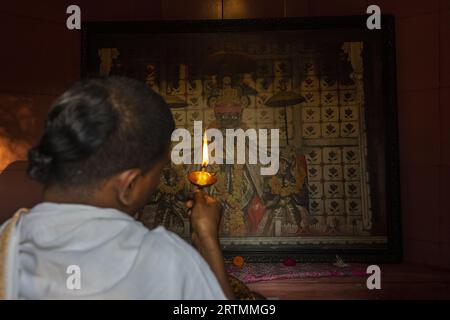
xmin=27 ymin=76 xmax=175 ymax=186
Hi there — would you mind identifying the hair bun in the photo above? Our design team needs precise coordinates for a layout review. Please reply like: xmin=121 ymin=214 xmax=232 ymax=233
xmin=44 ymin=89 xmax=118 ymax=163
xmin=27 ymin=76 xmax=174 ymax=186
xmin=27 ymin=83 xmax=118 ymax=184
xmin=27 ymin=145 xmax=54 ymax=182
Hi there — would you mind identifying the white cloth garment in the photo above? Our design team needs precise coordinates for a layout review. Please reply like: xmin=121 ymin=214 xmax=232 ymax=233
xmin=1 ymin=202 xmax=226 ymax=300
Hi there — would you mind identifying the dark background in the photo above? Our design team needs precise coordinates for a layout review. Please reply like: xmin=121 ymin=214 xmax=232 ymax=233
xmin=0 ymin=0 xmax=448 ymax=269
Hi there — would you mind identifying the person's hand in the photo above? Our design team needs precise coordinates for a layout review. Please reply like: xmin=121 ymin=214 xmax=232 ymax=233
xmin=185 ymin=189 xmax=234 ymax=299
xmin=185 ymin=189 xmax=221 ymax=248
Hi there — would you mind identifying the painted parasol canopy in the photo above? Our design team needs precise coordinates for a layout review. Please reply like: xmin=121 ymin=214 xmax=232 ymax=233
xmin=202 ymin=51 xmax=257 ymax=75
xmin=164 ymin=95 xmax=189 ymax=108
xmin=265 ymin=91 xmax=306 ymax=107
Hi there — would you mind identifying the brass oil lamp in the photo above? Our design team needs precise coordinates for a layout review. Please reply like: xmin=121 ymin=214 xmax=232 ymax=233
xmin=188 ymin=132 xmax=217 ymax=189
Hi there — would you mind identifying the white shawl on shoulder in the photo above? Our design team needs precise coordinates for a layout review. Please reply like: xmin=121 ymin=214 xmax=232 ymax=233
xmin=0 ymin=203 xmax=225 ymax=300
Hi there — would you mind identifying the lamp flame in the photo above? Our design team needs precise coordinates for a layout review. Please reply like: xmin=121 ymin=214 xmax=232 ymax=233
xmin=201 ymin=131 xmax=209 ymax=168
xmin=188 ymin=130 xmax=217 ymax=188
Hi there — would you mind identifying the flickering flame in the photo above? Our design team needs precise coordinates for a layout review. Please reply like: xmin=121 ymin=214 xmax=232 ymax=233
xmin=201 ymin=131 xmax=209 ymax=168
xmin=188 ymin=130 xmax=217 ymax=188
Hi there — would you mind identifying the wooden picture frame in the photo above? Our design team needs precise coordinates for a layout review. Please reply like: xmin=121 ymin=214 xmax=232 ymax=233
xmin=82 ymin=16 xmax=401 ymax=263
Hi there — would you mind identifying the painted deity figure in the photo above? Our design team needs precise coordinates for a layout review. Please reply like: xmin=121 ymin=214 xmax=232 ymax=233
xmin=205 ymin=75 xmax=264 ymax=237
xmin=255 ymin=148 xmax=310 ymax=236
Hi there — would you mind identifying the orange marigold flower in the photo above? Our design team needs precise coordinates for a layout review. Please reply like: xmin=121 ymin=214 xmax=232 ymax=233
xmin=232 ymin=255 xmax=245 ymax=268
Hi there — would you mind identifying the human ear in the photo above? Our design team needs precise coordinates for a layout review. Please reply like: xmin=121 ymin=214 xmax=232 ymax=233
xmin=115 ymin=168 xmax=142 ymax=209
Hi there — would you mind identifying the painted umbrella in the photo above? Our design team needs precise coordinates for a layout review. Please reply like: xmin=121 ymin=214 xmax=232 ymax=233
xmin=265 ymin=91 xmax=305 ymax=143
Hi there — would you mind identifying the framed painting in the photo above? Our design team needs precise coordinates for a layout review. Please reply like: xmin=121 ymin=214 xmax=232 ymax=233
xmin=81 ymin=16 xmax=401 ymax=262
